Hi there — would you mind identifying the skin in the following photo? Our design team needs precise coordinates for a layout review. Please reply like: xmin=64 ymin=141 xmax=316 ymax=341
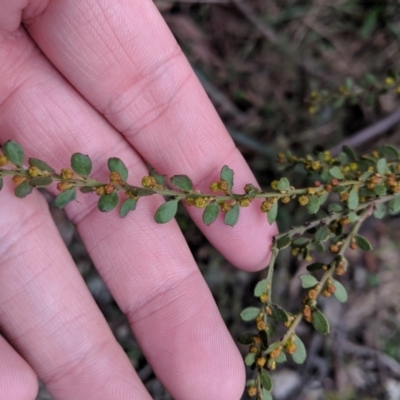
xmin=0 ymin=1 xmax=277 ymax=399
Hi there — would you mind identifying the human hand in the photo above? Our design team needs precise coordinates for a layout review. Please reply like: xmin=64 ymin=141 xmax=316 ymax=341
xmin=0 ymin=1 xmax=277 ymax=399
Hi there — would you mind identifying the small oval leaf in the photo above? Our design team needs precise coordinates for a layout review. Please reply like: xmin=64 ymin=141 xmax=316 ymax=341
xmin=54 ymin=188 xmax=77 ymax=209
xmin=15 ymin=181 xmax=33 ymax=198
xmin=276 ymin=235 xmax=291 ymax=249
xmin=203 ymin=202 xmax=219 ymax=226
xmin=71 ymin=153 xmax=92 ymax=177
xmin=240 ymin=307 xmax=260 ymax=321
xmin=292 ymin=335 xmax=307 ymax=364
xmin=120 ymin=198 xmax=138 ymax=218
xmin=3 ymin=141 xmax=24 ymax=167
xmin=220 ymin=166 xmax=234 ymax=191
xmin=267 ymin=201 xmax=278 ymax=224
xmin=170 ymin=175 xmax=193 ymax=192
xmin=238 ymin=333 xmax=255 ymax=345
xmin=108 ymin=157 xmax=128 ymax=181
xmin=307 ymin=195 xmax=320 ymax=214
xmin=299 ymin=274 xmax=319 ymax=288
xmin=333 ymin=279 xmax=348 ymax=302
xmin=354 ymin=234 xmax=373 ymax=251
xmin=329 ymin=166 xmax=344 ymax=180
xmin=254 ymin=278 xmax=268 ymax=297
xmin=154 ymin=200 xmax=178 ymax=224
xmin=277 ymin=177 xmax=290 ymax=191
xmin=260 ymin=370 xmax=273 ymax=392
xmin=28 ymin=158 xmax=55 ymax=173
xmin=312 ymin=308 xmax=330 ymax=334
xmin=29 ymin=176 xmax=53 ymax=187
xmin=98 ymin=192 xmax=119 ymax=212
xmin=244 ymin=352 xmax=256 ymax=366
xmin=224 ymin=203 xmax=239 ymax=226
xmin=348 ymin=188 xmax=359 ymax=210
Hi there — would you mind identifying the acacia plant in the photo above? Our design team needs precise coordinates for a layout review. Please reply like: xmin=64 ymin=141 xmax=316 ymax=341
xmin=1 ymin=137 xmax=400 ymax=399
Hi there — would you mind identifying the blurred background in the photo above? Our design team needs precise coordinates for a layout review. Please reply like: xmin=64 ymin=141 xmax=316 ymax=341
xmin=38 ymin=1 xmax=400 ymax=399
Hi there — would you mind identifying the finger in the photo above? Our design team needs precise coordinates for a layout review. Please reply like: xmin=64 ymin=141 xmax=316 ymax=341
xmin=0 ymin=29 xmax=245 ymax=400
xmin=0 ymin=179 xmax=152 ymax=399
xmin=0 ymin=335 xmax=38 ymax=400
xmin=24 ymin=0 xmax=278 ymax=271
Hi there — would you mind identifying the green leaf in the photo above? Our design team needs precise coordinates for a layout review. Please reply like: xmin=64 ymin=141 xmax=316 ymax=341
xmin=220 ymin=165 xmax=234 ymax=191
xmin=80 ymin=186 xmax=96 ymax=193
xmin=224 ymin=203 xmax=239 ymax=226
xmin=315 ymin=225 xmax=330 ymax=242
xmin=277 ymin=177 xmax=290 ymax=191
xmin=380 ymin=144 xmax=400 ymax=160
xmin=389 ymin=196 xmax=400 ymax=213
xmin=315 ymin=242 xmax=325 ymax=254
xmin=71 ymin=153 xmax=92 ymax=177
xmin=374 ymin=183 xmax=386 ymax=196
xmin=312 ymin=308 xmax=330 ymax=334
xmin=318 ymin=191 xmax=329 ymax=206
xmin=299 ymin=274 xmax=319 ymax=289
xmin=238 ymin=333 xmax=254 ymax=345
xmin=3 ymin=141 xmax=24 ymax=167
xmin=29 ymin=176 xmax=53 ymax=187
xmin=28 ymin=158 xmax=55 ymax=173
xmin=276 ymin=351 xmax=287 ymax=363
xmin=333 ymin=280 xmax=348 ymax=302
xmin=149 ymin=167 xmax=166 ymax=186
xmin=342 ymin=146 xmax=357 ymax=161
xmin=276 ymin=235 xmax=291 ymax=250
xmin=333 ymin=97 xmax=345 ymax=108
xmin=338 ymin=152 xmax=349 ymax=166
xmin=170 ymin=175 xmax=193 ymax=192
xmin=261 ymin=389 xmax=273 ymax=400
xmin=348 ymin=188 xmax=359 ymax=210
xmin=358 ymin=171 xmax=372 ymax=181
xmin=307 ymin=194 xmax=319 ymax=214
xmin=344 ymin=77 xmax=354 ymax=90
xmin=260 ymin=370 xmax=273 ymax=392
xmin=354 ymin=235 xmax=373 ymax=251
xmin=119 ymin=198 xmax=138 ymax=218
xmin=0 ymin=178 xmax=2 ymax=191
xmin=329 ymin=166 xmax=344 ymax=180
xmin=269 ymin=304 xmax=289 ymax=323
xmin=133 ymin=188 xmax=155 ymax=196
xmin=332 ymin=185 xmax=346 ymax=194
xmin=307 ymin=262 xmax=325 ymax=272
xmin=376 ymin=158 xmax=387 ymax=175
xmin=266 ymin=342 xmax=281 ymax=354
xmin=347 ymin=211 xmax=358 ymax=223
xmin=292 ymin=335 xmax=307 ymax=364
xmin=98 ymin=192 xmax=119 ymax=212
xmin=292 ymin=237 xmax=309 ymax=246
xmin=244 ymin=353 xmax=256 ymax=366
xmin=240 ymin=307 xmax=260 ymax=321
xmin=203 ymin=202 xmax=219 ymax=226
xmin=254 ymin=278 xmax=268 ymax=297
xmin=15 ymin=181 xmax=33 ymax=198
xmin=246 ymin=379 xmax=255 ymax=387
xmin=328 ymin=203 xmax=343 ymax=213
xmin=373 ymin=203 xmax=386 ymax=219
xmin=364 ymin=73 xmax=377 ymax=87
xmin=154 ymin=200 xmax=179 ymax=224
xmin=54 ymin=188 xmax=77 ymax=208
xmin=108 ymin=157 xmax=128 ymax=181
xmin=267 ymin=201 xmax=278 ymax=224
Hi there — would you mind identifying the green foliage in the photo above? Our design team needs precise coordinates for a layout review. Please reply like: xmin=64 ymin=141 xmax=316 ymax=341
xmin=2 ymin=141 xmax=400 ymax=400
xmin=71 ymin=153 xmax=92 ymax=177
